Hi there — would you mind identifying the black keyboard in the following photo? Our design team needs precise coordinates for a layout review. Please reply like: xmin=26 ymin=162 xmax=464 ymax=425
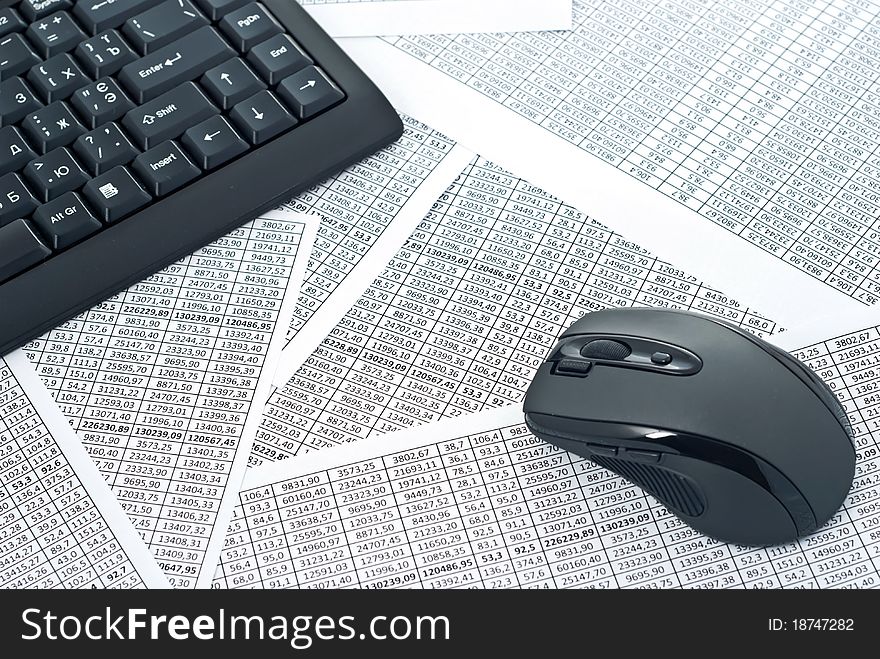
xmin=0 ymin=0 xmax=402 ymax=355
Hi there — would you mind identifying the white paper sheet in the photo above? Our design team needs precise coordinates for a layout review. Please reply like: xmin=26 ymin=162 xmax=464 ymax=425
xmin=300 ymin=0 xmax=572 ymax=37
xmin=215 ymin=308 xmax=880 ymax=588
xmin=274 ymin=114 xmax=474 ymax=386
xmin=1 ymin=351 xmax=168 ymax=589
xmin=251 ymin=156 xmax=778 ymax=466
xmin=339 ymin=0 xmax=880 ymax=324
xmin=23 ymin=212 xmax=318 ymax=588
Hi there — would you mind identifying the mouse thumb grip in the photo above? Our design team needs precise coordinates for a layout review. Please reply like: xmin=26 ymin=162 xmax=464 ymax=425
xmin=592 ymin=453 xmax=802 ymax=546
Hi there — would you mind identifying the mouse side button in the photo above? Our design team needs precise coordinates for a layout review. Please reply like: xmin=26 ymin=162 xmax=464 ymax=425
xmin=624 ymin=449 xmax=661 ymax=462
xmin=555 ymin=359 xmax=592 ymax=376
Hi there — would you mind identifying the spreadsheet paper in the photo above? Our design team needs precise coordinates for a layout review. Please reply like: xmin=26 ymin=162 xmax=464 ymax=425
xmin=274 ymin=114 xmax=475 ymax=386
xmin=341 ymin=0 xmax=880 ymax=323
xmin=250 ymin=159 xmax=779 ymax=465
xmin=299 ymin=0 xmax=572 ymax=37
xmin=1 ymin=351 xmax=168 ymax=589
xmin=23 ymin=212 xmax=318 ymax=589
xmin=213 ymin=308 xmax=880 ymax=588
xmin=251 ymin=157 xmax=778 ymax=466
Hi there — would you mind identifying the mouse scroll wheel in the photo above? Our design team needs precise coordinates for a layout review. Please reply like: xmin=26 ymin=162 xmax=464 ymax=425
xmin=580 ymin=339 xmax=632 ymax=360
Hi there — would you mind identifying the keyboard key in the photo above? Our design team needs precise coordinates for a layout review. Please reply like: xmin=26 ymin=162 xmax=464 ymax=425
xmin=0 ymin=34 xmax=41 ymax=81
xmin=73 ymin=122 xmax=138 ymax=174
xmin=21 ymin=101 xmax=86 ymax=152
xmin=27 ymin=52 xmax=89 ymax=102
xmin=22 ymin=146 xmax=89 ymax=201
xmin=122 ymin=81 xmax=217 ymax=149
xmin=229 ymin=89 xmax=294 ymax=145
xmin=246 ymin=33 xmax=310 ymax=85
xmin=20 ymin=0 xmax=73 ymax=22
xmin=32 ymin=191 xmax=101 ymax=249
xmin=132 ymin=139 xmax=199 ymax=196
xmin=70 ymin=77 xmax=134 ymax=127
xmin=123 ymin=0 xmax=208 ymax=54
xmin=0 ymin=8 xmax=28 ymax=38
xmin=0 ymin=126 xmax=38 ymax=176
xmin=75 ymin=29 xmax=137 ymax=77
xmin=0 ymin=77 xmax=42 ymax=126
xmin=277 ymin=65 xmax=344 ymax=121
xmin=26 ymin=11 xmax=86 ymax=58
xmin=0 ymin=173 xmax=39 ymax=226
xmin=73 ymin=0 xmax=156 ymax=34
xmin=0 ymin=219 xmax=52 ymax=284
xmin=193 ymin=0 xmax=248 ymax=21
xmin=82 ymin=165 xmax=150 ymax=222
xmin=201 ymin=57 xmax=264 ymax=110
xmin=182 ymin=114 xmax=247 ymax=169
xmin=118 ymin=25 xmax=234 ymax=103
xmin=218 ymin=2 xmax=281 ymax=52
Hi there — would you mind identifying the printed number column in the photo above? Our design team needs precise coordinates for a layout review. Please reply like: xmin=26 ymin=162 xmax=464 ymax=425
xmin=440 ymin=434 xmax=518 ymax=587
xmin=388 ymin=444 xmax=481 ymax=587
xmin=473 ymin=427 xmax=554 ymax=587
xmin=0 ymin=367 xmax=61 ymax=588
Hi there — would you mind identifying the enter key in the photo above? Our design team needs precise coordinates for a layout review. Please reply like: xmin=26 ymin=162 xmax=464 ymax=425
xmin=122 ymin=81 xmax=218 ymax=149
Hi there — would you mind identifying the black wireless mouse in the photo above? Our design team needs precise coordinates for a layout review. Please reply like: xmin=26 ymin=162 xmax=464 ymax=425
xmin=523 ymin=308 xmax=856 ymax=546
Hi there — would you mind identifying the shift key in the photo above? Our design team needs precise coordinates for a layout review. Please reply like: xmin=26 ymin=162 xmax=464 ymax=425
xmin=118 ymin=26 xmax=234 ymax=103
xmin=123 ymin=82 xmax=218 ymax=149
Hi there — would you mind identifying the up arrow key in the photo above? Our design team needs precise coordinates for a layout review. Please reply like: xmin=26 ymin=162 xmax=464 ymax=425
xmin=299 ymin=80 xmax=315 ymax=91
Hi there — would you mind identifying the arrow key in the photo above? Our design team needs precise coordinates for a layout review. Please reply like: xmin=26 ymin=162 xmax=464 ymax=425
xmin=277 ymin=65 xmax=344 ymax=121
xmin=229 ymin=89 xmax=295 ymax=145
xmin=181 ymin=115 xmax=248 ymax=170
xmin=201 ymin=57 xmax=265 ymax=110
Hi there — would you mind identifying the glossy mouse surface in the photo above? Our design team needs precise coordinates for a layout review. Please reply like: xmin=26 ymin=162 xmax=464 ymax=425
xmin=523 ymin=308 xmax=855 ymax=546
